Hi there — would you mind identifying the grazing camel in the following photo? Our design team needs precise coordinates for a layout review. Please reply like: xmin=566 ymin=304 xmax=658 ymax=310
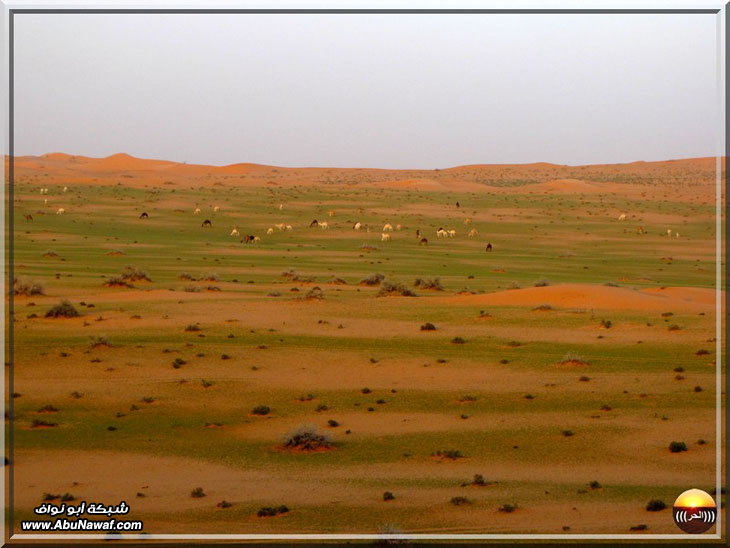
xmin=193 ymin=208 xmax=201 ymax=215
xmin=486 ymin=243 xmax=493 ymax=252
xmin=416 ymin=229 xmax=420 ymax=239
xmin=327 ymin=210 xmax=335 ymax=217
xmin=285 ymin=225 xmax=293 ymax=231
xmin=278 ymin=204 xmax=284 ymax=210
xmin=436 ymin=229 xmax=448 ymax=238
xmin=24 ymin=214 xmax=33 ymax=222
xmin=666 ymin=229 xmax=672 ymax=237
xmin=468 ymin=228 xmax=478 ymax=237
xmin=381 ymin=233 xmax=391 ymax=242
xmin=267 ymin=228 xmax=275 ymax=235
xmin=214 ymin=206 xmax=220 ymax=212
xmin=275 ymin=223 xmax=285 ymax=231
xmin=253 ymin=236 xmax=261 ymax=243
xmin=201 ymin=219 xmax=212 ymax=228
xmin=320 ymin=222 xmax=329 ymax=230
xmin=230 ymin=228 xmax=240 ymax=237
xmin=56 ymin=208 xmax=65 ymax=215
xmin=396 ymin=224 xmax=402 ymax=231
xmin=419 ymin=238 xmax=428 ymax=245
xmin=309 ymin=219 xmax=319 ymax=228
xmin=448 ymin=229 xmax=456 ymax=238
xmin=62 ymin=186 xmax=68 ymax=193
xmin=456 ymin=201 xmax=460 ymax=208
xmin=383 ymin=223 xmax=393 ymax=232
xmin=242 ymin=235 xmax=256 ymax=243
xmin=618 ymin=213 xmax=627 ymax=221
xmin=139 ymin=212 xmax=149 ymax=219
xmin=353 ymin=222 xmax=362 ymax=230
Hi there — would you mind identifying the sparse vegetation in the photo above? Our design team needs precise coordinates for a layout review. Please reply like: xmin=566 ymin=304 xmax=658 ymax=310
xmin=414 ymin=277 xmax=443 ymax=290
xmin=284 ymin=425 xmax=332 ymax=451
xmin=377 ymin=281 xmax=416 ymax=297
xmin=45 ymin=300 xmax=79 ymax=318
xmin=645 ymin=499 xmax=666 ymax=511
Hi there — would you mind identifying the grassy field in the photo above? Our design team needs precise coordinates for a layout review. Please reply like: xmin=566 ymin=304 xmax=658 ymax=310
xmin=6 ymin=153 xmax=724 ymax=536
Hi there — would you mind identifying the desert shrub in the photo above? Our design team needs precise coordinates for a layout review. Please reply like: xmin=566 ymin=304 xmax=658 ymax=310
xmin=524 ymin=394 xmax=534 ymax=400
xmin=282 ymin=270 xmax=315 ymax=283
xmin=221 ymin=354 xmax=231 ymax=360
xmin=661 ymin=312 xmax=674 ymax=317
xmin=506 ymin=341 xmax=521 ymax=347
xmin=533 ymin=304 xmax=552 ymax=311
xmin=200 ymin=273 xmax=220 ymax=282
xmin=499 ymin=503 xmax=518 ymax=513
xmin=217 ymin=500 xmax=232 ymax=508
xmin=257 ymin=505 xmax=288 ymax=517
xmin=695 ymin=349 xmax=710 ymax=355
xmin=414 ymin=277 xmax=443 ymax=290
xmin=205 ymin=286 xmax=221 ymax=292
xmin=645 ymin=499 xmax=666 ymax=511
xmin=562 ymin=430 xmax=575 ymax=437
xmin=268 ymin=291 xmax=282 ymax=297
xmin=420 ymin=323 xmax=436 ymax=331
xmin=630 ymin=524 xmax=648 ymax=531
xmin=472 ymin=474 xmax=487 ymax=486
xmin=328 ymin=277 xmax=347 ymax=285
xmin=669 ymin=441 xmax=687 ymax=453
xmin=304 ymin=286 xmax=324 ymax=300
xmin=284 ymin=425 xmax=331 ymax=451
xmin=451 ymin=337 xmax=466 ymax=344
xmin=694 ymin=386 xmax=703 ymax=392
xmin=561 ymin=353 xmax=588 ymax=365
xmin=190 ymin=487 xmax=205 ymax=498
xmin=589 ymin=481 xmax=602 ymax=489
xmin=43 ymin=493 xmax=61 ymax=501
xmin=37 ymin=405 xmax=58 ymax=413
xmin=315 ymin=404 xmax=329 ymax=412
xmin=667 ymin=324 xmax=681 ymax=331
xmin=60 ymin=493 xmax=75 ymax=502
xmin=185 ymin=324 xmax=201 ymax=332
xmin=600 ymin=319 xmax=612 ymax=329
xmin=383 ymin=491 xmax=395 ymax=501
xmin=360 ymin=273 xmax=386 ymax=286
xmin=31 ymin=419 xmax=58 ymax=428
xmin=45 ymin=300 xmax=79 ymax=318
xmin=201 ymin=379 xmax=213 ymax=388
xmin=377 ymin=281 xmax=416 ymax=297
xmin=450 ymin=496 xmax=470 ymax=506
xmin=459 ymin=395 xmax=477 ymax=402
xmin=673 ymin=365 xmax=684 ymax=372
xmin=433 ymin=449 xmax=463 ymax=460
xmin=13 ymin=278 xmax=44 ymax=296
xmin=327 ymin=419 xmax=339 ymax=427
xmin=533 ymin=278 xmax=550 ymax=287
xmin=507 ymin=281 xmax=521 ymax=290
xmin=183 ymin=285 xmax=202 ymax=293
xmin=604 ymin=281 xmax=620 ymax=287
xmin=252 ymin=405 xmax=271 ymax=416
xmin=121 ymin=267 xmax=150 ymax=282
xmin=361 ymin=387 xmax=372 ymax=394
xmin=179 ymin=272 xmax=195 ymax=281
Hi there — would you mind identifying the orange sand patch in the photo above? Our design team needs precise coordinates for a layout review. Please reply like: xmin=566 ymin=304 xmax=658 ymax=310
xmin=441 ymin=284 xmax=717 ymax=312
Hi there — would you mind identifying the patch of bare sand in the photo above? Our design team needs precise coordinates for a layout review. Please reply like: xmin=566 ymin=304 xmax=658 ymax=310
xmin=440 ymin=284 xmax=717 ymax=312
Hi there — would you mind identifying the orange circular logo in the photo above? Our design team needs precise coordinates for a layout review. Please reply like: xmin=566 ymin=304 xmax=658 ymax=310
xmin=673 ymin=489 xmax=717 ymax=533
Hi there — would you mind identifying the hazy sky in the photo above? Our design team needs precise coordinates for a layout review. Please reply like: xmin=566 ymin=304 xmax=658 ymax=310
xmin=15 ymin=12 xmax=720 ymax=169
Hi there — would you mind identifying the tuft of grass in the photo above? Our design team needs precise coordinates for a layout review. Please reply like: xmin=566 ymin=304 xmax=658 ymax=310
xmin=217 ymin=500 xmax=233 ymax=508
xmin=304 ymin=286 xmax=325 ymax=300
xmin=200 ymin=273 xmax=220 ymax=282
xmin=257 ymin=505 xmax=289 ymax=517
xmin=589 ymin=481 xmax=602 ymax=489
xmin=420 ymin=322 xmax=437 ymax=331
xmin=561 ymin=353 xmax=588 ymax=365
xmin=327 ymin=419 xmax=339 ymax=427
xmin=183 ymin=285 xmax=202 ymax=293
xmin=600 ymin=319 xmax=612 ymax=329
xmin=185 ymin=324 xmax=201 ymax=332
xmin=533 ymin=304 xmax=552 ymax=311
xmin=533 ymin=278 xmax=550 ymax=287
xmin=383 ymin=491 xmax=395 ymax=501
xmin=190 ymin=487 xmax=205 ymax=498
xmin=45 ymin=300 xmax=79 ymax=318
xmin=498 ymin=503 xmax=518 ymax=513
xmin=121 ymin=267 xmax=151 ymax=282
xmin=451 ymin=337 xmax=466 ymax=344
xmin=561 ymin=430 xmax=575 ymax=437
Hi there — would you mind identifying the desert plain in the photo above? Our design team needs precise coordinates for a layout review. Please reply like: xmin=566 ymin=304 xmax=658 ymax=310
xmin=5 ymin=153 xmax=726 ymax=536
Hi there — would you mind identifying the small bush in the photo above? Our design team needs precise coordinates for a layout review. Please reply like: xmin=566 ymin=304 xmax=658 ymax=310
xmin=645 ymin=499 xmax=666 ymax=511
xmin=284 ymin=425 xmax=332 ymax=451
xmin=185 ymin=324 xmax=201 ymax=332
xmin=179 ymin=272 xmax=195 ymax=281
xmin=694 ymin=385 xmax=703 ymax=392
xmin=451 ymin=337 xmax=466 ymax=344
xmin=13 ymin=278 xmax=44 ymax=296
xmin=498 ymin=503 xmax=518 ymax=513
xmin=630 ymin=524 xmax=648 ymax=531
xmin=450 ymin=496 xmax=470 ymax=506
xmin=420 ymin=322 xmax=436 ymax=331
xmin=200 ymin=273 xmax=220 ymax=282
xmin=472 ymin=474 xmax=487 ymax=486
xmin=561 ymin=353 xmax=588 ymax=365
xmin=45 ymin=301 xmax=79 ymax=318
xmin=377 ymin=281 xmax=416 ymax=297
xmin=252 ymin=405 xmax=271 ymax=416
xmin=667 ymin=324 xmax=681 ymax=331
xmin=183 ymin=285 xmax=202 ymax=293
xmin=361 ymin=388 xmax=372 ymax=394
xmin=507 ymin=281 xmax=521 ymax=290
xmin=191 ymin=487 xmax=206 ymax=498
xmin=327 ymin=419 xmax=339 ymax=427
xmin=217 ymin=500 xmax=232 ymax=508
xmin=695 ymin=349 xmax=710 ymax=356
xmin=433 ymin=449 xmax=463 ymax=460
xmin=121 ymin=267 xmax=151 ymax=282
xmin=257 ymin=505 xmax=289 ymax=517
xmin=60 ymin=493 xmax=75 ymax=502
xmin=31 ymin=419 xmax=57 ymax=428
xmin=360 ymin=273 xmax=385 ymax=286
xmin=669 ymin=441 xmax=687 ymax=453
xmin=304 ymin=286 xmax=325 ymax=300
xmin=562 ymin=430 xmax=575 ymax=437
xmin=414 ymin=277 xmax=444 ymax=291
xmin=533 ymin=278 xmax=550 ymax=287
xmin=600 ymin=319 xmax=612 ymax=329
xmin=533 ymin=304 xmax=552 ymax=311
xmin=589 ymin=481 xmax=601 ymax=489
xmin=383 ymin=491 xmax=395 ymax=501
